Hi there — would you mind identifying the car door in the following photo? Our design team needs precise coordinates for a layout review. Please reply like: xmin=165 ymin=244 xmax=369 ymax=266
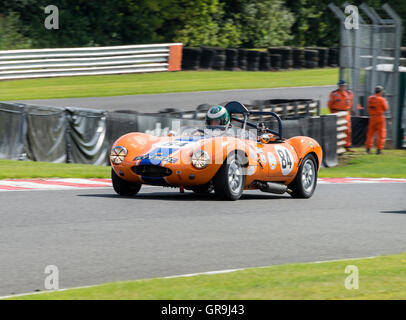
xmin=263 ymin=142 xmax=299 ymax=180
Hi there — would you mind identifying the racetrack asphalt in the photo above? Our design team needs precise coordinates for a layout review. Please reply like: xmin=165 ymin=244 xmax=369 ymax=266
xmin=12 ymin=86 xmax=335 ymax=113
xmin=0 ymin=183 xmax=404 ymax=296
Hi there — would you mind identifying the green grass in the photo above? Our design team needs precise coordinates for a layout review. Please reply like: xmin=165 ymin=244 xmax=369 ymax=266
xmin=320 ymin=107 xmax=330 ymax=115
xmin=0 ymin=69 xmax=338 ymax=101
xmin=7 ymin=252 xmax=406 ymax=300
xmin=0 ymin=147 xmax=404 ymax=179
xmin=319 ymin=148 xmax=406 ymax=178
xmin=0 ymin=159 xmax=110 ymax=179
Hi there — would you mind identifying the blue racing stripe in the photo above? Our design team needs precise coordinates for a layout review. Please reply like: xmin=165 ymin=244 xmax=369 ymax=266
xmin=139 ymin=147 xmax=178 ymax=166
xmin=137 ymin=136 xmax=204 ymax=166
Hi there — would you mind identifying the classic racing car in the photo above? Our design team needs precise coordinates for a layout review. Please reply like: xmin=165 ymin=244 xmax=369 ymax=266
xmin=110 ymin=101 xmax=322 ymax=200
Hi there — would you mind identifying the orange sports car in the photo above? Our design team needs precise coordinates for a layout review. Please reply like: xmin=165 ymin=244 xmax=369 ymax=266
xmin=110 ymin=101 xmax=323 ymax=200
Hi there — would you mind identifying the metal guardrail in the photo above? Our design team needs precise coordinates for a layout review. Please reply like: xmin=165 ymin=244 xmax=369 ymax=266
xmin=335 ymin=111 xmax=348 ymax=155
xmin=154 ymin=101 xmax=320 ymax=121
xmin=0 ymin=43 xmax=182 ymax=80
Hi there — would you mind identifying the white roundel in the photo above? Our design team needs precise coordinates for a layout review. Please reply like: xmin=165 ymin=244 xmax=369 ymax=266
xmin=274 ymin=145 xmax=294 ymax=176
xmin=267 ymin=152 xmax=277 ymax=170
xmin=259 ymin=153 xmax=267 ymax=166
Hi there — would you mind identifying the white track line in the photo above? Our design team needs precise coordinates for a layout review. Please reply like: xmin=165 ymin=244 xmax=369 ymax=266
xmin=0 ymin=255 xmax=380 ymax=299
xmin=0 ymin=177 xmax=404 ymax=192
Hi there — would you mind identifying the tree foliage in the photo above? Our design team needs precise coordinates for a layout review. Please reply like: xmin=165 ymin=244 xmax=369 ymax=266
xmin=0 ymin=12 xmax=32 ymax=50
xmin=163 ymin=0 xmax=242 ymax=47
xmin=238 ymin=0 xmax=294 ymax=47
xmin=0 ymin=0 xmax=405 ymax=50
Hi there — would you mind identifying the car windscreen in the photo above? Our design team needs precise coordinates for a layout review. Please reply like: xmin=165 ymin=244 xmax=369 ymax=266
xmin=180 ymin=126 xmax=257 ymax=140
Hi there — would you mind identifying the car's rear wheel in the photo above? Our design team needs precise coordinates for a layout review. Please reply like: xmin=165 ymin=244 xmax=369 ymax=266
xmin=213 ymin=153 xmax=245 ymax=200
xmin=288 ymin=153 xmax=317 ymax=198
xmin=111 ymin=169 xmax=141 ymax=196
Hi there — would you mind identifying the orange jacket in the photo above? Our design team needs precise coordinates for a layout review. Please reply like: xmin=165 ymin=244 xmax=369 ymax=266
xmin=367 ymin=94 xmax=388 ymax=117
xmin=328 ymin=89 xmax=353 ymax=112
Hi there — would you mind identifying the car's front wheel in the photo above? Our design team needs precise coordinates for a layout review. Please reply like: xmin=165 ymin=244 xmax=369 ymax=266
xmin=213 ymin=153 xmax=245 ymax=200
xmin=111 ymin=169 xmax=141 ymax=196
xmin=288 ymin=153 xmax=317 ymax=198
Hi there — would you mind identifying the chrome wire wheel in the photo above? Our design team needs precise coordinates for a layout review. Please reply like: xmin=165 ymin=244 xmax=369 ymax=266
xmin=288 ymin=153 xmax=318 ymax=199
xmin=213 ymin=153 xmax=246 ymax=200
xmin=301 ymin=158 xmax=316 ymax=194
xmin=228 ymin=159 xmax=243 ymax=194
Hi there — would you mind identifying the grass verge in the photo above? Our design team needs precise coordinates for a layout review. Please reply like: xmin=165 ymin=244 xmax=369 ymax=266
xmin=319 ymin=148 xmax=406 ymax=178
xmin=1 ymin=148 xmax=405 ymax=180
xmin=6 ymin=252 xmax=406 ymax=300
xmin=0 ymin=69 xmax=337 ymax=101
xmin=0 ymin=159 xmax=110 ymax=179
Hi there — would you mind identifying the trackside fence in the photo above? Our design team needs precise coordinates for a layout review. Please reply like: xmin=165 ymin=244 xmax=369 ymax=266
xmin=0 ymin=102 xmax=339 ymax=167
xmin=0 ymin=43 xmax=183 ymax=80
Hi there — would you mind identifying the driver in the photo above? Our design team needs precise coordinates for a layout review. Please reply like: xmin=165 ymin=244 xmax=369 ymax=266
xmin=205 ymin=105 xmax=231 ymax=127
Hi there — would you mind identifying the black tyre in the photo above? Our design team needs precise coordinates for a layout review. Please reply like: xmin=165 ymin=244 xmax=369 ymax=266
xmin=213 ymin=153 xmax=245 ymax=200
xmin=111 ymin=169 xmax=141 ymax=196
xmin=288 ymin=154 xmax=318 ymax=198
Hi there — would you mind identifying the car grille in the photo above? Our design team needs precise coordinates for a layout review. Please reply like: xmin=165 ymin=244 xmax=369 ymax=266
xmin=132 ymin=165 xmax=172 ymax=177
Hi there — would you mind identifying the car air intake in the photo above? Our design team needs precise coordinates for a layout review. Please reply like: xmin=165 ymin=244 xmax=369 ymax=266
xmin=132 ymin=165 xmax=172 ymax=177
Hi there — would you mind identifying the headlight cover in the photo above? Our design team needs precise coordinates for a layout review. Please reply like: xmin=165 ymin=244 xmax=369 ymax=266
xmin=110 ymin=146 xmax=127 ymax=165
xmin=191 ymin=150 xmax=210 ymax=169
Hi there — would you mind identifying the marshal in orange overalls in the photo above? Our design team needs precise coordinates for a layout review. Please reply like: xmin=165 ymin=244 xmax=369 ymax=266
xmin=365 ymin=94 xmax=388 ymax=151
xmin=328 ymin=89 xmax=353 ymax=148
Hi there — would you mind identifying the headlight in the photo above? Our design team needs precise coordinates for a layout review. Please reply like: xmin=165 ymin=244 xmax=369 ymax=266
xmin=110 ymin=146 xmax=127 ymax=165
xmin=191 ymin=150 xmax=210 ymax=169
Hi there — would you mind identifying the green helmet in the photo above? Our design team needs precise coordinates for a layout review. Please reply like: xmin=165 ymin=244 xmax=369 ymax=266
xmin=205 ymin=105 xmax=230 ymax=126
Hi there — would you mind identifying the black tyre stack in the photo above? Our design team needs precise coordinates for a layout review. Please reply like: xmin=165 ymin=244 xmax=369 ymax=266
xmin=280 ymin=47 xmax=293 ymax=69
xmin=328 ymin=48 xmax=339 ymax=67
xmin=402 ymin=47 xmax=406 ymax=59
xmin=212 ymin=48 xmax=226 ymax=70
xmin=200 ymin=47 xmax=216 ymax=69
xmin=225 ymin=48 xmax=239 ymax=71
xmin=238 ymin=49 xmax=248 ymax=70
xmin=259 ymin=52 xmax=272 ymax=71
xmin=270 ymin=54 xmax=281 ymax=71
xmin=292 ymin=48 xmax=305 ymax=68
xmin=316 ymin=47 xmax=329 ymax=68
xmin=304 ymin=49 xmax=319 ymax=68
xmin=246 ymin=50 xmax=260 ymax=71
xmin=181 ymin=46 xmax=338 ymax=71
xmin=268 ymin=47 xmax=292 ymax=69
xmin=181 ymin=47 xmax=201 ymax=70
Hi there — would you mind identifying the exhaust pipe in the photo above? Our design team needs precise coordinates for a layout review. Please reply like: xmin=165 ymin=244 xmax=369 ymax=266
xmin=258 ymin=182 xmax=291 ymax=194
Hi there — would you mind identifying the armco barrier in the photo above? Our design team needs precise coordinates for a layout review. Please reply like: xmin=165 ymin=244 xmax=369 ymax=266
xmin=157 ymin=99 xmax=320 ymax=121
xmin=0 ymin=43 xmax=182 ymax=80
xmin=0 ymin=102 xmax=339 ymax=166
